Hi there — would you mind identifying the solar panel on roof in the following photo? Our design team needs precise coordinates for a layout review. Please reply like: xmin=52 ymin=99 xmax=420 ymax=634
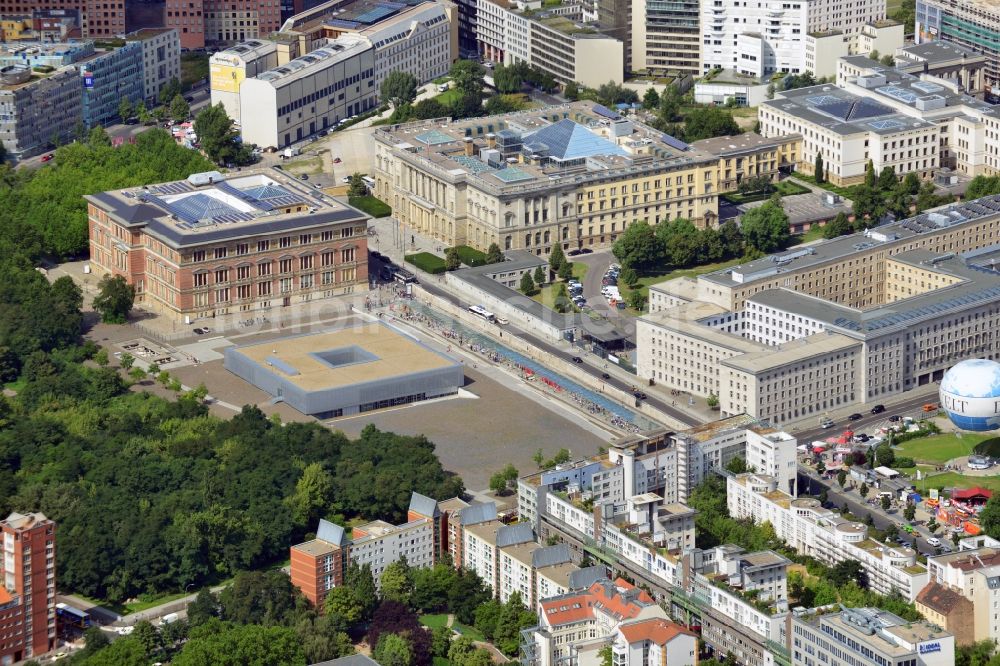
xmin=591 ymin=104 xmax=621 ymax=120
xmin=325 ymin=18 xmax=361 ymax=28
xmin=661 ymin=133 xmax=689 ymax=151
xmin=353 ymin=4 xmax=398 ymax=23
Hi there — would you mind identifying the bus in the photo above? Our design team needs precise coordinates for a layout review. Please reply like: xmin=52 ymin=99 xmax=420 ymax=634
xmin=56 ymin=603 xmax=91 ymax=629
xmin=468 ymin=305 xmax=496 ymax=322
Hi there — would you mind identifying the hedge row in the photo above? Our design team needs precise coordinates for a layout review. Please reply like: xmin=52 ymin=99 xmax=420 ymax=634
xmin=405 ymin=252 xmax=446 ymax=274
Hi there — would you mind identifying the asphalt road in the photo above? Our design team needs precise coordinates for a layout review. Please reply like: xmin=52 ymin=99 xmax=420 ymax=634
xmin=414 ymin=277 xmax=698 ymax=428
xmin=791 ymin=391 xmax=941 ymax=444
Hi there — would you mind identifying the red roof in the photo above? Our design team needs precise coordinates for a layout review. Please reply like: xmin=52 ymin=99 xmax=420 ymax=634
xmin=618 ymin=618 xmax=695 ymax=646
xmin=540 ymin=579 xmax=654 ymax=628
xmin=953 ymin=487 xmax=993 ymax=501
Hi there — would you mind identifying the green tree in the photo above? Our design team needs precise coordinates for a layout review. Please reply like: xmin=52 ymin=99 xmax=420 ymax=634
xmin=485 ymin=242 xmax=504 ymax=264
xmin=627 ymin=290 xmax=647 ymax=311
xmin=431 ymin=625 xmax=452 ymax=658
xmin=827 ymin=559 xmax=868 ymax=589
xmin=172 ymin=623 xmax=306 ymax=666
xmin=904 ymin=502 xmax=916 ymax=522
xmin=94 ymin=348 xmax=109 ymax=366
xmin=136 ymin=101 xmax=150 ymax=124
xmin=599 ymin=645 xmax=613 ymax=666
xmin=766 ymin=83 xmax=776 ymax=100
xmin=860 ymin=482 xmax=869 ymax=498
xmin=965 ymin=175 xmax=1000 ymax=200
xmin=519 ymin=271 xmax=536 ymax=295
xmin=219 ymin=570 xmax=299 ymax=626
xmin=815 ymin=152 xmax=825 ymax=183
xmin=119 ymin=97 xmax=134 ymax=124
xmin=902 ymin=171 xmax=921 ymax=195
xmin=533 ymin=265 xmax=545 ymax=285
xmin=170 ymin=94 xmax=190 ymax=121
xmin=822 ymin=212 xmax=853 ymax=239
xmin=374 ymin=633 xmax=412 ymax=666
xmin=187 ymin=589 xmax=220 ymax=627
xmin=119 ymin=351 xmax=135 ymax=370
xmin=642 ymin=87 xmax=660 ymax=109
xmin=381 ymin=559 xmax=415 ymax=606
xmin=865 ymin=160 xmax=877 ymax=187
xmin=837 ymin=470 xmax=847 ymax=488
xmin=381 ymin=71 xmax=419 ymax=108
xmin=881 ymin=54 xmax=895 ymax=66
xmin=89 ymin=126 xmax=112 ymax=147
xmin=492 ymin=65 xmax=522 ymax=94
xmin=881 ymin=494 xmax=892 ymax=511
xmin=612 ymin=220 xmax=663 ymax=271
xmin=445 ymin=247 xmax=461 ymax=271
xmin=927 ymin=518 xmax=938 ymax=533
xmin=682 ymin=107 xmax=742 ymax=142
xmin=979 ymin=495 xmax=1000 ymax=539
xmin=619 ymin=266 xmax=639 ymax=287
xmin=740 ymin=196 xmax=789 ymax=253
xmin=852 ymin=185 xmax=886 ymax=224
xmin=194 ymin=102 xmax=248 ymax=166
xmin=548 ymin=243 xmax=566 ymax=272
xmin=93 ymin=274 xmax=135 ymax=324
xmin=707 ymin=392 xmax=719 ymax=409
xmin=348 ymin=173 xmax=368 ymax=198
xmin=875 ymin=441 xmax=895 ymax=467
xmin=159 ymin=77 xmax=182 ymax=105
xmin=285 ymin=462 xmax=334 ymax=527
xmin=450 ymin=60 xmax=486 ymax=97
xmin=412 ymin=98 xmax=448 ymax=120
xmin=878 ymin=166 xmax=898 ymax=190
xmin=563 ymin=81 xmax=579 ymax=100
xmin=557 ymin=260 xmax=572 ymax=281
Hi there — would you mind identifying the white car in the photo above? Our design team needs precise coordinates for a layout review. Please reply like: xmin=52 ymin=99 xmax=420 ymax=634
xmin=927 ymin=537 xmax=942 ymax=547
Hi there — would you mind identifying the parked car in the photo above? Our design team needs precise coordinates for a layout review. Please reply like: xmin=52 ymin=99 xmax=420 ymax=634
xmin=820 ymin=418 xmax=834 ymax=428
xmin=40 ymin=154 xmax=53 ymax=162
xmin=193 ymin=327 xmax=211 ymax=335
xmin=333 ymin=156 xmax=342 ymax=163
xmin=923 ymin=403 xmax=938 ymax=412
xmin=580 ymin=248 xmax=593 ymax=254
xmin=601 ymin=372 xmax=610 ymax=380
xmin=927 ymin=537 xmax=942 ymax=547
xmin=856 ymin=433 xmax=870 ymax=442
xmin=568 ymin=249 xmax=582 ymax=256
xmin=871 ymin=404 xmax=885 ymax=414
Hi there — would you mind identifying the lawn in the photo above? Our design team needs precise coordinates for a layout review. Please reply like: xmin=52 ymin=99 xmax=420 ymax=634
xmin=531 ymin=282 xmax=578 ymax=312
xmin=793 ymin=225 xmax=827 ymax=244
xmin=791 ymin=173 xmax=859 ymax=199
xmin=435 ymin=87 xmax=462 ymax=107
xmin=3 ymin=377 xmax=26 ymax=393
xmin=571 ymin=261 xmax=588 ymax=281
xmin=405 ymin=252 xmax=446 ymax=274
xmin=180 ymin=52 xmax=210 ymax=90
xmin=912 ymin=471 xmax=1000 ymax=495
xmin=722 ymin=181 xmax=809 ymax=205
xmin=349 ymin=195 xmax=392 ymax=218
xmin=896 ymin=432 xmax=993 ymax=464
xmin=419 ymin=613 xmax=450 ymax=629
xmin=282 ymin=155 xmax=324 ymax=175
xmin=452 ymin=622 xmax=485 ymax=641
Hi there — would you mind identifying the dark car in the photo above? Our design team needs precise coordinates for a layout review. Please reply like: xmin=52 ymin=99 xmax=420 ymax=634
xmin=601 ymin=372 xmax=610 ymax=380
xmin=871 ymin=404 xmax=886 ymax=414
xmin=300 ymin=174 xmax=309 ymax=180
xmin=193 ymin=327 xmax=211 ymax=335
xmin=571 ymin=356 xmax=583 ymax=363
xmin=568 ymin=249 xmax=582 ymax=256
xmin=856 ymin=433 xmax=870 ymax=443
xmin=889 ymin=414 xmax=902 ymax=422
xmin=579 ymin=248 xmax=593 ymax=254
xmin=849 ymin=413 xmax=862 ymax=421
xmin=635 ymin=391 xmax=648 ymax=400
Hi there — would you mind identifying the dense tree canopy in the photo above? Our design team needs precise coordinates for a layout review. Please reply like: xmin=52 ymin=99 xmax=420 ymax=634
xmin=0 ymin=129 xmax=212 ymax=260
xmin=739 ymin=196 xmax=789 ymax=253
xmin=194 ymin=103 xmax=252 ymax=166
xmin=381 ymin=71 xmax=419 ymax=108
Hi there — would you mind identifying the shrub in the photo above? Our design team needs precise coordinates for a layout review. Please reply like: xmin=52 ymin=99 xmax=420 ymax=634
xmin=452 ymin=245 xmax=488 ymax=267
xmin=405 ymin=252 xmax=447 ymax=274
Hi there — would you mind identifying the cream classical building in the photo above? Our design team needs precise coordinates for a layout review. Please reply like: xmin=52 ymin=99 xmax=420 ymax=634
xmin=374 ymin=103 xmax=802 ymax=255
xmin=639 ymin=195 xmax=1000 ymax=426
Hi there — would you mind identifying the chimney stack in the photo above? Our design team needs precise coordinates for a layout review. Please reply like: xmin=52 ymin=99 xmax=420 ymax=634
xmin=487 ymin=133 xmax=496 ymax=149
xmin=464 ymin=137 xmax=474 ymax=157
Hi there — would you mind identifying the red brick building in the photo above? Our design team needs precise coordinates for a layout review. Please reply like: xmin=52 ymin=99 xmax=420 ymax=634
xmin=0 ymin=512 xmax=56 ymax=663
xmin=85 ymin=169 xmax=369 ymax=323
